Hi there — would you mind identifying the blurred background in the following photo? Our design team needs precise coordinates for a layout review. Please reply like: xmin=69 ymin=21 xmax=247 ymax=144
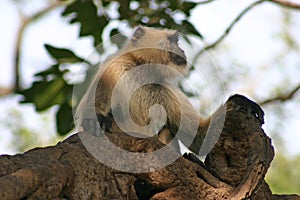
xmin=0 ymin=0 xmax=299 ymax=194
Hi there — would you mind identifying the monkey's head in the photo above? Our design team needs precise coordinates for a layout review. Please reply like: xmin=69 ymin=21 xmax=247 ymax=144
xmin=122 ymin=26 xmax=187 ymax=78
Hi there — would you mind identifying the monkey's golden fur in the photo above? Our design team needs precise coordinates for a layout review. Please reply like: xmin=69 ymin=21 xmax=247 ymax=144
xmin=76 ymin=26 xmax=217 ymax=155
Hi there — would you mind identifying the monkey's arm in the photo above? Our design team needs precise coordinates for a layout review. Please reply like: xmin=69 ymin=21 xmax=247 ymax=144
xmin=189 ymin=95 xmax=265 ymax=156
xmin=80 ymin=56 xmax=138 ymax=134
xmin=165 ymin=93 xmax=264 ymax=156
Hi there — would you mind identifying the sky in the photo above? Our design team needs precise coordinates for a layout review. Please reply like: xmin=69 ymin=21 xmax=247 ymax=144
xmin=0 ymin=0 xmax=299 ymax=155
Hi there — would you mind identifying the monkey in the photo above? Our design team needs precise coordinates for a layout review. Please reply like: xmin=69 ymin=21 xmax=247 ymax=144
xmin=75 ymin=26 xmax=223 ymax=156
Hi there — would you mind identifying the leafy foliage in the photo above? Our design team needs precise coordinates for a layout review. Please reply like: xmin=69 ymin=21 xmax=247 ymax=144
xmin=266 ymin=153 xmax=300 ymax=194
xmin=44 ymin=44 xmax=85 ymax=64
xmin=2 ymin=108 xmax=59 ymax=153
xmin=19 ymin=45 xmax=79 ymax=135
xmin=18 ymin=0 xmax=203 ymax=135
xmin=62 ymin=0 xmax=109 ymax=47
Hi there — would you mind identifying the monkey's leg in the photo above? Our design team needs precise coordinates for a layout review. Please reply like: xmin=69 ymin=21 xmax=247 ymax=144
xmin=158 ymin=128 xmax=181 ymax=153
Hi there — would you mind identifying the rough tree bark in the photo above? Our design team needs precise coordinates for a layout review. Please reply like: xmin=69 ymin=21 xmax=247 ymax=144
xmin=0 ymin=95 xmax=299 ymax=200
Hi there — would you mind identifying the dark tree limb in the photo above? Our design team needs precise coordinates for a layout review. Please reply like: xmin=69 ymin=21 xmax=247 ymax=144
xmin=260 ymin=83 xmax=300 ymax=105
xmin=0 ymin=95 xmax=299 ymax=199
xmin=267 ymin=0 xmax=300 ymax=9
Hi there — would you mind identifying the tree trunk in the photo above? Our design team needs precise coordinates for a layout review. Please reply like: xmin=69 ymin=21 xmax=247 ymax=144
xmin=0 ymin=95 xmax=299 ymax=200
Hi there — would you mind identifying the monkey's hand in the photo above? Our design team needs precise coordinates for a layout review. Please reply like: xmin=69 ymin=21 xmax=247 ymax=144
xmin=82 ymin=114 xmax=112 ymax=137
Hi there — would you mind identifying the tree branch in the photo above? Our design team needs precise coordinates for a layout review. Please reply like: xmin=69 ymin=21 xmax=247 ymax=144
xmin=0 ymin=87 xmax=14 ymax=97
xmin=12 ymin=1 xmax=65 ymax=94
xmin=260 ymin=83 xmax=300 ymax=105
xmin=193 ymin=0 xmax=266 ymax=62
xmin=196 ymin=0 xmax=218 ymax=5
xmin=267 ymin=0 xmax=300 ymax=10
xmin=0 ymin=95 xmax=287 ymax=199
xmin=193 ymin=0 xmax=300 ymax=62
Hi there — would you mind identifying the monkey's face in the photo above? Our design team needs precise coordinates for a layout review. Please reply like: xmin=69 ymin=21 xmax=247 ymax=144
xmin=126 ymin=26 xmax=187 ymax=78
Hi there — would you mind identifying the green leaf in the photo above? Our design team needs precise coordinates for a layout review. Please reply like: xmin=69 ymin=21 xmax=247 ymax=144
xmin=180 ymin=20 xmax=203 ymax=39
xmin=34 ymin=64 xmax=60 ymax=77
xmin=34 ymin=64 xmax=70 ymax=80
xmin=20 ymin=78 xmax=72 ymax=111
xmin=56 ymin=102 xmax=74 ymax=135
xmin=181 ymin=2 xmax=197 ymax=16
xmin=45 ymin=44 xmax=84 ymax=64
xmin=169 ymin=0 xmax=179 ymax=11
xmin=62 ymin=1 xmax=108 ymax=46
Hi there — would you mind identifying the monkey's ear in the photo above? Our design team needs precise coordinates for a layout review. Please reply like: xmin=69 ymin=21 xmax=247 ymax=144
xmin=131 ymin=26 xmax=145 ymax=44
xmin=168 ymin=32 xmax=179 ymax=44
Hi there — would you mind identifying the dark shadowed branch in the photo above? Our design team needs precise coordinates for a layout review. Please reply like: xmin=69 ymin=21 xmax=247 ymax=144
xmin=268 ymin=0 xmax=300 ymax=9
xmin=260 ymin=83 xmax=300 ymax=105
xmin=0 ymin=95 xmax=298 ymax=199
